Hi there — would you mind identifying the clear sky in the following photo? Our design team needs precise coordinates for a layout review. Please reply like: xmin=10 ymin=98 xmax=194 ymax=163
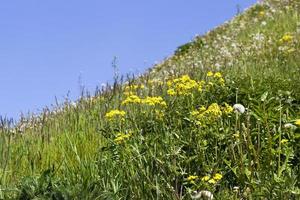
xmin=0 ymin=0 xmax=257 ymax=120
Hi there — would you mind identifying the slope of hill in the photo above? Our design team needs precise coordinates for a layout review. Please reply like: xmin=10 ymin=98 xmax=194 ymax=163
xmin=0 ymin=0 xmax=299 ymax=199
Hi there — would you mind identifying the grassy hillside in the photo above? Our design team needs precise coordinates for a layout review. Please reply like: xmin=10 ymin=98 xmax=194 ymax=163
xmin=1 ymin=0 xmax=300 ymax=199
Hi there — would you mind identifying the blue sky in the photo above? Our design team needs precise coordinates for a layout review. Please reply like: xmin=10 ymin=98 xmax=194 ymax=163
xmin=0 ymin=0 xmax=257 ymax=120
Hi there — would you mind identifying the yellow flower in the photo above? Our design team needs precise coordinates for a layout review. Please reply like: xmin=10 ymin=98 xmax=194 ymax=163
xmin=223 ymin=103 xmax=233 ymax=115
xmin=219 ymin=77 xmax=225 ymax=86
xmin=105 ymin=110 xmax=126 ymax=120
xmin=191 ymin=110 xmax=200 ymax=116
xmin=279 ymin=33 xmax=293 ymax=43
xmin=295 ymin=119 xmax=300 ymax=126
xmin=114 ymin=132 xmax=132 ymax=144
xmin=198 ymin=80 xmax=205 ymax=92
xmin=191 ymin=103 xmax=222 ymax=126
xmin=167 ymin=75 xmax=200 ymax=96
xmin=280 ymin=139 xmax=289 ymax=145
xmin=122 ymin=95 xmax=142 ymax=105
xmin=233 ymin=133 xmax=240 ymax=139
xmin=201 ymin=175 xmax=210 ymax=182
xmin=213 ymin=173 xmax=223 ymax=181
xmin=207 ymin=71 xmax=214 ymax=77
xmin=187 ymin=175 xmax=198 ymax=184
xmin=142 ymin=96 xmax=167 ymax=107
xmin=259 ymin=11 xmax=265 ymax=17
xmin=206 ymin=103 xmax=222 ymax=117
xmin=208 ymin=179 xmax=217 ymax=184
xmin=167 ymin=89 xmax=176 ymax=96
xmin=214 ymin=72 xmax=222 ymax=78
xmin=187 ymin=175 xmax=198 ymax=181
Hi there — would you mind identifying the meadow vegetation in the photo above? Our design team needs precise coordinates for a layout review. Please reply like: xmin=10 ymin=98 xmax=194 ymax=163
xmin=0 ymin=0 xmax=300 ymax=199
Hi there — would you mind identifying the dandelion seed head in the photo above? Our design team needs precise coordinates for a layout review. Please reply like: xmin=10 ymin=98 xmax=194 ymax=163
xmin=191 ymin=190 xmax=213 ymax=200
xmin=233 ymin=104 xmax=245 ymax=114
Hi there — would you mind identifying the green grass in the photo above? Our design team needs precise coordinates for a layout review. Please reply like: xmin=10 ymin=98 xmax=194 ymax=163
xmin=0 ymin=0 xmax=300 ymax=199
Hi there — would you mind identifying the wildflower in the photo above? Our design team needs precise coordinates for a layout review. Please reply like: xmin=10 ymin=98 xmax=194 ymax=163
xmin=114 ymin=132 xmax=132 ymax=144
xmin=218 ymin=77 xmax=225 ymax=86
xmin=233 ymin=133 xmax=240 ymax=139
xmin=205 ymin=103 xmax=222 ymax=119
xmin=192 ymin=103 xmax=222 ymax=126
xmin=187 ymin=175 xmax=198 ymax=184
xmin=284 ymin=123 xmax=297 ymax=130
xmin=233 ymin=186 xmax=239 ymax=193
xmin=201 ymin=175 xmax=210 ymax=182
xmin=233 ymin=104 xmax=245 ymax=114
xmin=280 ymin=139 xmax=289 ymax=145
xmin=261 ymin=21 xmax=267 ymax=26
xmin=223 ymin=103 xmax=233 ymax=115
xmin=279 ymin=33 xmax=293 ymax=43
xmin=208 ymin=179 xmax=216 ymax=184
xmin=295 ymin=119 xmax=300 ymax=126
xmin=121 ymin=95 xmax=142 ymax=105
xmin=191 ymin=190 xmax=213 ymax=200
xmin=167 ymin=89 xmax=176 ymax=96
xmin=207 ymin=71 xmax=214 ymax=77
xmin=167 ymin=75 xmax=199 ymax=96
xmin=142 ymin=96 xmax=167 ymax=107
xmin=105 ymin=110 xmax=126 ymax=120
xmin=213 ymin=173 xmax=223 ymax=181
xmin=197 ymin=80 xmax=205 ymax=92
xmin=213 ymin=72 xmax=222 ymax=78
xmin=259 ymin=11 xmax=265 ymax=17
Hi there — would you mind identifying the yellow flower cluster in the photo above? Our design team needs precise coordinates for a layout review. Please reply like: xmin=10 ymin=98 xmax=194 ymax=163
xmin=167 ymin=75 xmax=203 ymax=96
xmin=207 ymin=71 xmax=225 ymax=86
xmin=105 ymin=109 xmax=126 ymax=120
xmin=186 ymin=175 xmax=198 ymax=184
xmin=114 ymin=132 xmax=132 ymax=144
xmin=201 ymin=173 xmax=222 ymax=185
xmin=191 ymin=103 xmax=222 ymax=126
xmin=122 ymin=95 xmax=167 ymax=107
xmin=279 ymin=33 xmax=293 ymax=43
xmin=142 ymin=96 xmax=167 ymax=107
xmin=122 ymin=95 xmax=142 ymax=105
xmin=223 ymin=103 xmax=234 ymax=115
xmin=186 ymin=173 xmax=222 ymax=185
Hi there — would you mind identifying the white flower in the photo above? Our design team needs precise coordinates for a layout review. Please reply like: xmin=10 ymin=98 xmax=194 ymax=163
xmin=233 ymin=186 xmax=240 ymax=193
xmin=191 ymin=190 xmax=213 ymax=200
xmin=233 ymin=104 xmax=245 ymax=114
xmin=284 ymin=123 xmax=297 ymax=130
xmin=70 ymin=102 xmax=77 ymax=107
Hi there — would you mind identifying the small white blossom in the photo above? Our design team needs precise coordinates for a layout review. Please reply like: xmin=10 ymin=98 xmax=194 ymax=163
xmin=233 ymin=186 xmax=240 ymax=193
xmin=284 ymin=123 xmax=297 ymax=130
xmin=233 ymin=104 xmax=245 ymax=114
xmin=261 ymin=21 xmax=267 ymax=26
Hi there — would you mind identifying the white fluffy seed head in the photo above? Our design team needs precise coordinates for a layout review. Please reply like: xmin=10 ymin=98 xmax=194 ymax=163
xmin=191 ymin=190 xmax=213 ymax=200
xmin=233 ymin=104 xmax=245 ymax=114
